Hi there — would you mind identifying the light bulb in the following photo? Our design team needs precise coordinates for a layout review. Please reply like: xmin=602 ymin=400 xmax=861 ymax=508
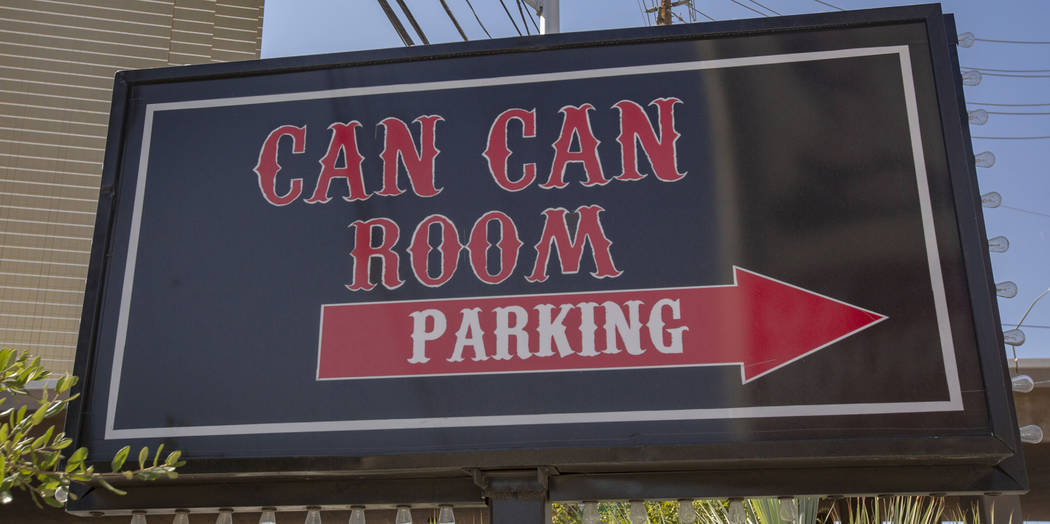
xmin=975 ymin=151 xmax=996 ymax=168
xmin=678 ymin=500 xmax=696 ymax=524
xmin=961 ymin=70 xmax=982 ymax=86
xmin=778 ymin=498 xmax=797 ymax=523
xmin=987 ymin=235 xmax=1009 ymax=253
xmin=174 ymin=510 xmax=190 ymax=524
xmin=1020 ymin=424 xmax=1043 ymax=444
xmin=1013 ymin=375 xmax=1035 ymax=393
xmin=131 ymin=511 xmax=148 ymax=524
xmin=996 ymin=280 xmax=1017 ymax=298
xmin=957 ymin=32 xmax=975 ymax=47
xmin=0 ymin=490 xmax=12 ymax=504
xmin=217 ymin=509 xmax=234 ymax=524
xmin=629 ymin=501 xmax=646 ymax=524
xmin=260 ymin=507 xmax=277 ymax=524
xmin=1003 ymin=328 xmax=1025 ymax=346
xmin=582 ymin=502 xmax=599 ymax=524
xmin=53 ymin=486 xmax=68 ymax=504
xmin=728 ymin=500 xmax=746 ymax=524
xmin=968 ymin=109 xmax=988 ymax=125
xmin=982 ymin=192 xmax=1002 ymax=208
xmin=437 ymin=505 xmax=455 ymax=524
xmin=395 ymin=506 xmax=412 ymax=524
xmin=348 ymin=506 xmax=366 ymax=524
xmin=305 ymin=507 xmax=322 ymax=524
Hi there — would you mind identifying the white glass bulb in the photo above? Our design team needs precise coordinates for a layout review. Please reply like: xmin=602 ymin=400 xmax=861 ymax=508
xmin=961 ymin=70 xmax=982 ymax=86
xmin=437 ymin=505 xmax=455 ymax=524
xmin=173 ymin=510 xmax=190 ymax=524
xmin=348 ymin=506 xmax=366 ymax=524
xmin=629 ymin=501 xmax=646 ymax=524
xmin=728 ymin=500 xmax=746 ymax=524
xmin=304 ymin=508 xmax=322 ymax=524
xmin=259 ymin=508 xmax=277 ymax=524
xmin=975 ymin=151 xmax=996 ymax=168
xmin=957 ymin=32 xmax=975 ymax=47
xmin=1013 ymin=374 xmax=1035 ymax=393
xmin=968 ymin=109 xmax=988 ymax=125
xmin=987 ymin=235 xmax=1009 ymax=253
xmin=996 ymin=280 xmax=1017 ymax=298
xmin=217 ymin=509 xmax=234 ymax=524
xmin=778 ymin=498 xmax=797 ymax=523
xmin=678 ymin=500 xmax=696 ymax=524
xmin=395 ymin=506 xmax=412 ymax=524
xmin=582 ymin=502 xmax=599 ymax=524
xmin=982 ymin=192 xmax=1002 ymax=208
xmin=1003 ymin=328 xmax=1025 ymax=346
xmin=131 ymin=512 xmax=148 ymax=524
xmin=1021 ymin=424 xmax=1043 ymax=444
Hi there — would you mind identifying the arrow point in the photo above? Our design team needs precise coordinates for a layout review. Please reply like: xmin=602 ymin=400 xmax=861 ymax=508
xmin=732 ymin=267 xmax=887 ymax=383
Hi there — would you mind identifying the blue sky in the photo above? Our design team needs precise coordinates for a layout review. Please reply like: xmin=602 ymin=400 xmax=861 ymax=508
xmin=260 ymin=0 xmax=1050 ymax=361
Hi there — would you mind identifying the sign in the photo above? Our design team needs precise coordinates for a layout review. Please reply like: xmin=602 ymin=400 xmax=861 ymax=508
xmin=68 ymin=5 xmax=1025 ymax=502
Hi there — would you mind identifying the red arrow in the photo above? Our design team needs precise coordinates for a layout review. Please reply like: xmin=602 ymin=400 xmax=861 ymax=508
xmin=316 ymin=266 xmax=887 ymax=383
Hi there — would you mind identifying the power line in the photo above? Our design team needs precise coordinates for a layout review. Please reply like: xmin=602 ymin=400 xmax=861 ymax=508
xmin=376 ymin=0 xmax=414 ymax=46
xmin=1003 ymin=322 xmax=1050 ymax=330
xmin=1001 ymin=205 xmax=1050 ymax=219
xmin=689 ymin=5 xmax=716 ymax=21
xmin=969 ymin=101 xmax=1050 ymax=107
xmin=498 ymin=0 xmax=523 ymax=36
xmin=973 ymin=37 xmax=1050 ymax=45
xmin=463 ymin=0 xmax=492 ymax=38
xmin=394 ymin=0 xmax=429 ymax=45
xmin=439 ymin=0 xmax=469 ymax=41
xmin=972 ymin=136 xmax=1050 ymax=140
xmin=729 ymin=0 xmax=768 ymax=17
xmin=986 ymin=111 xmax=1050 ymax=115
xmin=814 ymin=0 xmax=844 ymax=11
xmin=519 ymin=0 xmax=539 ymax=33
xmin=969 ymin=71 xmax=1050 ymax=78
xmin=515 ymin=0 xmax=531 ymax=35
xmin=748 ymin=0 xmax=782 ymax=16
xmin=964 ymin=66 xmax=1050 ymax=73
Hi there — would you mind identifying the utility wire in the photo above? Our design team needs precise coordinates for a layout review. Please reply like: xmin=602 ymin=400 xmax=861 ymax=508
xmin=439 ymin=0 xmax=469 ymax=41
xmin=730 ymin=0 xmax=768 ymax=16
xmin=748 ymin=0 xmax=782 ymax=16
xmin=690 ymin=5 xmax=716 ymax=21
xmin=394 ymin=0 xmax=429 ymax=44
xmin=972 ymin=37 xmax=1050 ymax=45
xmin=499 ymin=0 xmax=523 ymax=36
xmin=964 ymin=67 xmax=1050 ymax=73
xmin=972 ymin=135 xmax=1050 ymax=140
xmin=969 ymin=71 xmax=1050 ymax=78
xmin=463 ymin=0 xmax=492 ymax=38
xmin=1003 ymin=322 xmax=1050 ymax=330
xmin=515 ymin=0 xmax=531 ymax=35
xmin=377 ymin=0 xmax=414 ymax=46
xmin=519 ymin=0 xmax=539 ymax=33
xmin=986 ymin=111 xmax=1050 ymax=115
xmin=814 ymin=0 xmax=844 ymax=11
xmin=1001 ymin=205 xmax=1050 ymax=219
xmin=969 ymin=101 xmax=1050 ymax=107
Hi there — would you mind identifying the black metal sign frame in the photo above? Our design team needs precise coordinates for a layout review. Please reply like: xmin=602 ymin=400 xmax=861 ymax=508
xmin=65 ymin=5 xmax=1025 ymax=512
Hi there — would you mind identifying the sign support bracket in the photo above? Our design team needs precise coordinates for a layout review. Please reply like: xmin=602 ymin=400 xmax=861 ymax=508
xmin=473 ymin=467 xmax=556 ymax=524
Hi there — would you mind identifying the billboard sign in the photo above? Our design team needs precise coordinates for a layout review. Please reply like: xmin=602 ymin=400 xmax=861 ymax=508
xmin=68 ymin=5 xmax=1025 ymax=501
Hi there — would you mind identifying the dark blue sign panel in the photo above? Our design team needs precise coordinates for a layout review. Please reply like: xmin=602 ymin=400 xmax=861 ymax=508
xmin=69 ymin=6 xmax=1023 ymax=495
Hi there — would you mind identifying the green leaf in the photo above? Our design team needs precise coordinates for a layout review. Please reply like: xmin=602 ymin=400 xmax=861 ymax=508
xmin=110 ymin=445 xmax=130 ymax=472
xmin=29 ymin=404 xmax=47 ymax=426
xmin=137 ymin=446 xmax=148 ymax=470
xmin=68 ymin=447 xmax=88 ymax=465
xmin=152 ymin=443 xmax=164 ymax=467
xmin=164 ymin=450 xmax=181 ymax=467
xmin=96 ymin=478 xmax=127 ymax=496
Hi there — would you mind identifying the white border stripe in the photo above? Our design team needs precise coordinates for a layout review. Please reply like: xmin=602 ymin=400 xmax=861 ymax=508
xmin=104 ymin=45 xmax=964 ymax=439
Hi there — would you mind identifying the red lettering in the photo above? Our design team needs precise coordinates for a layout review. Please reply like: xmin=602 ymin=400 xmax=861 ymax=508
xmin=541 ymin=104 xmax=608 ymax=189
xmin=306 ymin=121 xmax=370 ymax=203
xmin=347 ymin=218 xmax=404 ymax=292
xmin=408 ymin=215 xmax=462 ymax=288
xmin=613 ymin=98 xmax=685 ymax=182
xmin=467 ymin=211 xmax=523 ymax=285
xmin=377 ymin=115 xmax=444 ymax=198
xmin=253 ymin=124 xmax=306 ymax=206
xmin=526 ymin=205 xmax=622 ymax=283
xmin=483 ymin=108 xmax=537 ymax=192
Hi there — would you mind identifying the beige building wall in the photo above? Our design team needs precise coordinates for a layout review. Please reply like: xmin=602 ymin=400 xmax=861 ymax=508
xmin=0 ymin=0 xmax=264 ymax=374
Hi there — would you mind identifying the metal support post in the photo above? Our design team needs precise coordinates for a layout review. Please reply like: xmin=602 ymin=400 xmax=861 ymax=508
xmin=474 ymin=468 xmax=553 ymax=524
